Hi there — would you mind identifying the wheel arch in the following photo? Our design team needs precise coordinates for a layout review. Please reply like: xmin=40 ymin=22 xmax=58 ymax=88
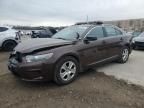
xmin=2 ymin=39 xmax=17 ymax=47
xmin=55 ymin=53 xmax=80 ymax=64
xmin=124 ymin=43 xmax=131 ymax=54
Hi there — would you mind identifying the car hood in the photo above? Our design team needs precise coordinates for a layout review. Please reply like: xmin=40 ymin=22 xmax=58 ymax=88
xmin=133 ymin=36 xmax=144 ymax=42
xmin=15 ymin=38 xmax=72 ymax=53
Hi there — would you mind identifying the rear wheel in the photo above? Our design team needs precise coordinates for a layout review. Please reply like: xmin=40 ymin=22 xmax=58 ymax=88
xmin=54 ymin=56 xmax=79 ymax=85
xmin=118 ymin=46 xmax=129 ymax=63
xmin=2 ymin=40 xmax=17 ymax=51
xmin=133 ymin=44 xmax=137 ymax=50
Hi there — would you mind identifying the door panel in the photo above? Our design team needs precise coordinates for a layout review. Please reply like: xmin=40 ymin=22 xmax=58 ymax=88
xmin=103 ymin=36 xmax=123 ymax=57
xmin=77 ymin=26 xmax=107 ymax=66
xmin=78 ymin=39 xmax=107 ymax=66
xmin=104 ymin=26 xmax=124 ymax=57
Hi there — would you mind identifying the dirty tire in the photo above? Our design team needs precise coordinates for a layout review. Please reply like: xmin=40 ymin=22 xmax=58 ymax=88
xmin=118 ymin=46 xmax=129 ymax=63
xmin=54 ymin=56 xmax=79 ymax=85
xmin=2 ymin=40 xmax=17 ymax=51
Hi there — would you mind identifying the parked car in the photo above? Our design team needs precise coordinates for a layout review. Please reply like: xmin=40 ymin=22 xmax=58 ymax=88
xmin=132 ymin=32 xmax=144 ymax=49
xmin=0 ymin=26 xmax=20 ymax=51
xmin=132 ymin=31 xmax=141 ymax=38
xmin=8 ymin=23 xmax=132 ymax=85
xmin=31 ymin=28 xmax=57 ymax=38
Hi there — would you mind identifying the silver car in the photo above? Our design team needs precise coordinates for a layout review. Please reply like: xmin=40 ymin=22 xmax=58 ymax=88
xmin=132 ymin=32 xmax=144 ymax=49
xmin=0 ymin=26 xmax=20 ymax=51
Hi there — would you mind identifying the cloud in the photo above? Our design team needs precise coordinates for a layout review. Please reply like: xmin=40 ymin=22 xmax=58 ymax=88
xmin=0 ymin=0 xmax=144 ymax=26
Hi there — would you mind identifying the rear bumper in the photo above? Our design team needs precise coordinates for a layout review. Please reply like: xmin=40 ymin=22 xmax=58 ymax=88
xmin=8 ymin=59 xmax=54 ymax=81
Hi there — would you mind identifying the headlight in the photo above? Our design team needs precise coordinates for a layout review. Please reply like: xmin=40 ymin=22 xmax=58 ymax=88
xmin=26 ymin=53 xmax=53 ymax=63
xmin=132 ymin=39 xmax=135 ymax=43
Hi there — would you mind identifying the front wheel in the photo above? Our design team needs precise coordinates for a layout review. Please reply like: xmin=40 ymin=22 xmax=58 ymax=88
xmin=2 ymin=40 xmax=17 ymax=51
xmin=54 ymin=56 xmax=79 ymax=85
xmin=117 ymin=47 xmax=129 ymax=63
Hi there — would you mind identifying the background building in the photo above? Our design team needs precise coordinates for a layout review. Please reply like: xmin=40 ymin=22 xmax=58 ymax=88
xmin=76 ymin=18 xmax=144 ymax=32
xmin=105 ymin=18 xmax=144 ymax=32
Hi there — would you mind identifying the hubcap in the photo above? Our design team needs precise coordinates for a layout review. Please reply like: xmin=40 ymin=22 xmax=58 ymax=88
xmin=122 ymin=49 xmax=129 ymax=61
xmin=60 ymin=61 xmax=76 ymax=81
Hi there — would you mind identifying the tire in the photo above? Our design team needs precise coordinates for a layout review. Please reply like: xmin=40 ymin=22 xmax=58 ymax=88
xmin=133 ymin=45 xmax=136 ymax=49
xmin=117 ymin=46 xmax=129 ymax=63
xmin=54 ymin=56 xmax=79 ymax=85
xmin=133 ymin=45 xmax=138 ymax=50
xmin=2 ymin=40 xmax=17 ymax=51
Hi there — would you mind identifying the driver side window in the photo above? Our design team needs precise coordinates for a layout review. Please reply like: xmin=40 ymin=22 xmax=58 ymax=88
xmin=86 ymin=27 xmax=104 ymax=40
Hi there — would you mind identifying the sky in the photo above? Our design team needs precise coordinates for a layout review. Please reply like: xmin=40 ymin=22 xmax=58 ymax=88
xmin=0 ymin=0 xmax=144 ymax=26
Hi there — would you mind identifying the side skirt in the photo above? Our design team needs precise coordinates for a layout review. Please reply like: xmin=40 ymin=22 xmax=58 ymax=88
xmin=88 ymin=55 xmax=119 ymax=67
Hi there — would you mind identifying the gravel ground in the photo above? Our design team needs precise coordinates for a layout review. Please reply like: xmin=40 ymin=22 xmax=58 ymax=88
xmin=0 ymin=51 xmax=10 ymax=76
xmin=0 ymin=50 xmax=144 ymax=108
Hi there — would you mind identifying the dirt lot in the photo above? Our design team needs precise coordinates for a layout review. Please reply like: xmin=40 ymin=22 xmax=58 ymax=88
xmin=0 ymin=51 xmax=10 ymax=76
xmin=0 ymin=51 xmax=144 ymax=108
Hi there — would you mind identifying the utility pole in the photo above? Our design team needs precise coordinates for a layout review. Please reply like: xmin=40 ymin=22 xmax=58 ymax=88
xmin=86 ymin=15 xmax=88 ymax=24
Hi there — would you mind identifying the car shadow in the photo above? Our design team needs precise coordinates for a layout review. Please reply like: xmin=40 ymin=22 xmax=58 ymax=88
xmin=15 ymin=69 xmax=101 ymax=89
xmin=15 ymin=79 xmax=58 ymax=90
xmin=0 ymin=49 xmax=5 ymax=52
xmin=0 ymin=49 xmax=11 ymax=53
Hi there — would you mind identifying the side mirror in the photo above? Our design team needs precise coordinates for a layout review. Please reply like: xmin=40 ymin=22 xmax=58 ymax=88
xmin=86 ymin=37 xmax=98 ymax=41
xmin=83 ymin=37 xmax=97 ymax=44
xmin=83 ymin=38 xmax=90 ymax=44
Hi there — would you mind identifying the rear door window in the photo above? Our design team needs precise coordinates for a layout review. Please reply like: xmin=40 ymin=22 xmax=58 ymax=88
xmin=86 ymin=27 xmax=104 ymax=40
xmin=115 ymin=28 xmax=123 ymax=35
xmin=0 ymin=27 xmax=8 ymax=32
xmin=105 ymin=26 xmax=122 ymax=37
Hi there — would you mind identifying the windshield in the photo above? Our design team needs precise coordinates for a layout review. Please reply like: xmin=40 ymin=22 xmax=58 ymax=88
xmin=132 ymin=32 xmax=141 ymax=37
xmin=52 ymin=26 xmax=89 ymax=40
xmin=139 ymin=32 xmax=144 ymax=37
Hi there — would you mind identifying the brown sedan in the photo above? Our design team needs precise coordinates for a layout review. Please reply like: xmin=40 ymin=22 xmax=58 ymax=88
xmin=8 ymin=24 xmax=132 ymax=85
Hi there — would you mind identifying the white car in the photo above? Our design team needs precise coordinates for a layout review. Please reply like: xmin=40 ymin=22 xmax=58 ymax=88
xmin=0 ymin=26 xmax=20 ymax=51
xmin=132 ymin=32 xmax=144 ymax=49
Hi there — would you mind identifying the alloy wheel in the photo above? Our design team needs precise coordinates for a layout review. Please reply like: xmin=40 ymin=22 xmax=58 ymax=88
xmin=60 ymin=61 xmax=76 ymax=81
xmin=122 ymin=48 xmax=129 ymax=62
